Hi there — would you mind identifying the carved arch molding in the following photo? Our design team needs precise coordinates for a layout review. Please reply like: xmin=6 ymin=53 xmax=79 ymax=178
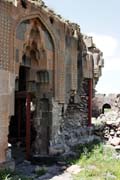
xmin=15 ymin=17 xmax=54 ymax=70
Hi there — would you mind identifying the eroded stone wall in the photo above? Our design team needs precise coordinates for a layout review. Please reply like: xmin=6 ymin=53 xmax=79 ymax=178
xmin=49 ymin=79 xmax=90 ymax=154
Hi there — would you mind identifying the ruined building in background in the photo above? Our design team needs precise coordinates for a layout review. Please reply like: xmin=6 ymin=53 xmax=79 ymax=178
xmin=92 ymin=94 xmax=120 ymax=117
xmin=0 ymin=0 xmax=104 ymax=165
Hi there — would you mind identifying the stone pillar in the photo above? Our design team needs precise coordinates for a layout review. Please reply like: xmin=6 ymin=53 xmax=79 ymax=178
xmin=71 ymin=38 xmax=78 ymax=91
xmin=33 ymin=96 xmax=52 ymax=155
xmin=49 ymin=99 xmax=64 ymax=155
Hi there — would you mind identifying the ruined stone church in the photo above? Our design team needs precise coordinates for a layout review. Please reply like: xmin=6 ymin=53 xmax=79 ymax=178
xmin=0 ymin=0 xmax=104 ymax=165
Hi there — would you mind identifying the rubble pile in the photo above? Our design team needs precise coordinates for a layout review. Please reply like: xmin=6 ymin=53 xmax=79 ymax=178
xmin=93 ymin=110 xmax=120 ymax=147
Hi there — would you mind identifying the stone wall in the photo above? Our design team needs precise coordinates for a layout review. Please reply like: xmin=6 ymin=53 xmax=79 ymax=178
xmin=32 ymin=79 xmax=91 ymax=156
xmin=0 ymin=1 xmax=13 ymax=71
xmin=0 ymin=0 xmax=104 ymax=164
xmin=49 ymin=79 xmax=90 ymax=154
xmin=0 ymin=1 xmax=15 ymax=163
xmin=0 ymin=70 xmax=15 ymax=162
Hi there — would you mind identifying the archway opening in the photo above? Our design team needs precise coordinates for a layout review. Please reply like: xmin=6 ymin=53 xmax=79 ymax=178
xmin=9 ymin=16 xmax=55 ymax=161
xmin=8 ymin=65 xmax=33 ymax=161
xmin=102 ymin=103 xmax=111 ymax=114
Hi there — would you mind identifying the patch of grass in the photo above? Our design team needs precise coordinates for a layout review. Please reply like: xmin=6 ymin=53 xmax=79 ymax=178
xmin=35 ymin=166 xmax=47 ymax=177
xmin=64 ymin=139 xmax=101 ymax=165
xmin=0 ymin=169 xmax=33 ymax=180
xmin=73 ymin=143 xmax=120 ymax=180
xmin=36 ymin=168 xmax=46 ymax=177
xmin=0 ymin=169 xmax=14 ymax=180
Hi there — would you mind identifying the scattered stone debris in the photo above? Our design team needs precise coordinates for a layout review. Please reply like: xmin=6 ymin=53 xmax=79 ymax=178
xmin=66 ymin=164 xmax=82 ymax=175
xmin=93 ymin=110 xmax=120 ymax=149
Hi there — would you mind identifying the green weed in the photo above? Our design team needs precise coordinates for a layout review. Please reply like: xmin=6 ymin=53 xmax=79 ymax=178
xmin=73 ymin=143 xmax=120 ymax=180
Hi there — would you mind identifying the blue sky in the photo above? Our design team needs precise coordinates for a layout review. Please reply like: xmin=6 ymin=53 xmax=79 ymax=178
xmin=44 ymin=0 xmax=120 ymax=94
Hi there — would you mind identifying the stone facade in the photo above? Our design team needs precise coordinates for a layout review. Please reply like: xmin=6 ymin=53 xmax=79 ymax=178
xmin=0 ymin=0 xmax=104 ymax=164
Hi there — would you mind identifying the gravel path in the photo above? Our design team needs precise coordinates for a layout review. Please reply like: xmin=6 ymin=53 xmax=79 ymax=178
xmin=15 ymin=161 xmax=81 ymax=180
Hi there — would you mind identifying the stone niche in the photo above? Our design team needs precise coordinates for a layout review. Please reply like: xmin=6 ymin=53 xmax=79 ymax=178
xmin=16 ymin=18 xmax=49 ymax=69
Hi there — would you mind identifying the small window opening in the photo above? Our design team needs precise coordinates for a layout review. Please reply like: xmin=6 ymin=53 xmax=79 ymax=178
xmin=21 ymin=0 xmax=27 ymax=9
xmin=102 ymin=103 xmax=111 ymax=114
xmin=49 ymin=17 xmax=54 ymax=24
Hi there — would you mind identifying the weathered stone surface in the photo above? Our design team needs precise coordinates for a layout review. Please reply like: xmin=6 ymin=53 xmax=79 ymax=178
xmin=110 ymin=137 xmax=120 ymax=146
xmin=92 ymin=103 xmax=120 ymax=150
xmin=66 ymin=165 xmax=82 ymax=174
xmin=0 ymin=0 xmax=104 ymax=165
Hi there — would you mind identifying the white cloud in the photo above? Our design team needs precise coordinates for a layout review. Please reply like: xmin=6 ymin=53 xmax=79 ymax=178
xmin=104 ymin=57 xmax=120 ymax=71
xmin=96 ymin=67 xmax=120 ymax=94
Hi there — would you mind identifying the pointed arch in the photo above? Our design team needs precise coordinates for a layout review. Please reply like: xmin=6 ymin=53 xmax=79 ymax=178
xmin=13 ymin=13 xmax=59 ymax=99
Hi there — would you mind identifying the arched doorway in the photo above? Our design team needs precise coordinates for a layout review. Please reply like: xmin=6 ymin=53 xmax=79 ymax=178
xmin=102 ymin=103 xmax=111 ymax=114
xmin=9 ymin=17 xmax=55 ymax=160
xmin=8 ymin=66 xmax=33 ymax=160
